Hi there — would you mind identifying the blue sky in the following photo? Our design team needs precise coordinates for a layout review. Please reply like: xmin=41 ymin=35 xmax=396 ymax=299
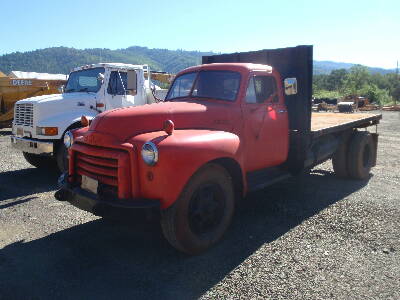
xmin=1 ymin=0 xmax=399 ymax=69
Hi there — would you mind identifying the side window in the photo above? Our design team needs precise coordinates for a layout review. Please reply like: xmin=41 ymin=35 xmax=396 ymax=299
xmin=107 ymin=71 xmax=128 ymax=95
xmin=246 ymin=75 xmax=277 ymax=104
xmin=167 ymin=72 xmax=197 ymax=99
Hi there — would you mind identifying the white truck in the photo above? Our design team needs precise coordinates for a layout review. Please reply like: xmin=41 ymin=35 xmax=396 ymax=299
xmin=10 ymin=63 xmax=170 ymax=172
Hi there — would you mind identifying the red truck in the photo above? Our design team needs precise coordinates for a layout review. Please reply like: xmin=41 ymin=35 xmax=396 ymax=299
xmin=55 ymin=46 xmax=381 ymax=254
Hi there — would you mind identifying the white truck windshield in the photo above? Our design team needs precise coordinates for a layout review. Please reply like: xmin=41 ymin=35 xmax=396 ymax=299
xmin=65 ymin=67 xmax=105 ymax=93
xmin=166 ymin=71 xmax=241 ymax=101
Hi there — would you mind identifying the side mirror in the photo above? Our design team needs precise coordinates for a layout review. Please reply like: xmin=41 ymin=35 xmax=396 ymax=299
xmin=284 ymin=78 xmax=297 ymax=95
xmin=127 ymin=70 xmax=137 ymax=96
xmin=97 ymin=73 xmax=104 ymax=84
xmin=58 ymin=85 xmax=65 ymax=93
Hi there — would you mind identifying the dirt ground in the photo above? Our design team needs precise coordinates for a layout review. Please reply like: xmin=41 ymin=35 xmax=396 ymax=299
xmin=0 ymin=111 xmax=399 ymax=300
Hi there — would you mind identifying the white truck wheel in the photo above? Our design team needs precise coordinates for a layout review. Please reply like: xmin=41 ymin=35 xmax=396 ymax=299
xmin=23 ymin=152 xmax=55 ymax=169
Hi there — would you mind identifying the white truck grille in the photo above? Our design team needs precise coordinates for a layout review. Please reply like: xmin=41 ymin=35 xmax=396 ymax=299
xmin=14 ymin=103 xmax=34 ymax=127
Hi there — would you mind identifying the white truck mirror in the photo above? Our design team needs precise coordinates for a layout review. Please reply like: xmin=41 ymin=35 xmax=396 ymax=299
xmin=284 ymin=78 xmax=297 ymax=95
xmin=127 ymin=70 xmax=137 ymax=96
xmin=97 ymin=73 xmax=104 ymax=84
xmin=58 ymin=85 xmax=65 ymax=93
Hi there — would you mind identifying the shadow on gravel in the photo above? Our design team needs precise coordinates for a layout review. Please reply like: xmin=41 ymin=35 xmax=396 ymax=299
xmin=0 ymin=196 xmax=38 ymax=209
xmin=0 ymin=169 xmax=370 ymax=300
xmin=0 ymin=167 xmax=58 ymax=201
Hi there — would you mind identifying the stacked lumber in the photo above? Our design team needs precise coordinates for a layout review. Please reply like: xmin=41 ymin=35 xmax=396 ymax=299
xmin=382 ymin=105 xmax=400 ymax=111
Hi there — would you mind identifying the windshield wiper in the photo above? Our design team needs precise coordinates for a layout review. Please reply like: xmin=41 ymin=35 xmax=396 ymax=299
xmin=64 ymin=88 xmax=76 ymax=93
xmin=78 ymin=88 xmax=94 ymax=93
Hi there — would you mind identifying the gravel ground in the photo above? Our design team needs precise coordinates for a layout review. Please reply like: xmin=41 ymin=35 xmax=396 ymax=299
xmin=0 ymin=111 xmax=399 ymax=300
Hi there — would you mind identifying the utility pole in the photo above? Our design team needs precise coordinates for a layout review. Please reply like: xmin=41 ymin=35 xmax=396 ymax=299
xmin=396 ymin=61 xmax=399 ymax=106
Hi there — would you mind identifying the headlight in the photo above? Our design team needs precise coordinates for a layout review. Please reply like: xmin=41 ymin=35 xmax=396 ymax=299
xmin=141 ymin=142 xmax=158 ymax=166
xmin=63 ymin=131 xmax=73 ymax=148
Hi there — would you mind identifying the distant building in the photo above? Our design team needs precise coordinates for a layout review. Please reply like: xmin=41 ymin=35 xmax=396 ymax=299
xmin=8 ymin=71 xmax=68 ymax=81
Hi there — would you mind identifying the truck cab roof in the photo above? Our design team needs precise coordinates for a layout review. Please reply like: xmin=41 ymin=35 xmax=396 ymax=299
xmin=72 ymin=63 xmax=149 ymax=72
xmin=178 ymin=63 xmax=273 ymax=75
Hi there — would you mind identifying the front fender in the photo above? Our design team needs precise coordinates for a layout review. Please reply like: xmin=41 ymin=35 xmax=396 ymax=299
xmin=129 ymin=129 xmax=243 ymax=209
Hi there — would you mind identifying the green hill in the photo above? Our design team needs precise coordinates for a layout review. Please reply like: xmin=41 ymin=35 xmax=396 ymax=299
xmin=0 ymin=46 xmax=214 ymax=75
xmin=313 ymin=60 xmax=395 ymax=75
xmin=0 ymin=46 xmax=395 ymax=76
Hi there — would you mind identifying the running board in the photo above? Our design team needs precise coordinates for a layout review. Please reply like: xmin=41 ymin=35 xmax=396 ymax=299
xmin=246 ymin=167 xmax=292 ymax=192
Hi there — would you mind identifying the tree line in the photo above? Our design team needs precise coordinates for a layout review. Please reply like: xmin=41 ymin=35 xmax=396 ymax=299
xmin=1 ymin=47 xmax=398 ymax=105
xmin=0 ymin=46 xmax=212 ymax=75
xmin=313 ymin=65 xmax=400 ymax=105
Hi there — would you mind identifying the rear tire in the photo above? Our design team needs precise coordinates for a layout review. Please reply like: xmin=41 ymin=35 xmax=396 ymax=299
xmin=23 ymin=152 xmax=54 ymax=169
xmin=347 ymin=131 xmax=374 ymax=179
xmin=332 ymin=132 xmax=351 ymax=178
xmin=161 ymin=163 xmax=235 ymax=255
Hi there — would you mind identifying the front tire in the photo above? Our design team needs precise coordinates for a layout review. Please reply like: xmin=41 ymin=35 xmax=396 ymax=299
xmin=23 ymin=152 xmax=54 ymax=169
xmin=161 ymin=163 xmax=235 ymax=255
xmin=56 ymin=142 xmax=69 ymax=173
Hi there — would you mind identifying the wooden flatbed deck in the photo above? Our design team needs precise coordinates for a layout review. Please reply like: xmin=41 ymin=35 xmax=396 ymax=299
xmin=311 ymin=112 xmax=382 ymax=137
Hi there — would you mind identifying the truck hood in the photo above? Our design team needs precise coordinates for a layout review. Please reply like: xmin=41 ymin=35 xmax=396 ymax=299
xmin=90 ymin=100 xmax=240 ymax=141
xmin=17 ymin=92 xmax=97 ymax=121
xmin=17 ymin=92 xmax=96 ymax=106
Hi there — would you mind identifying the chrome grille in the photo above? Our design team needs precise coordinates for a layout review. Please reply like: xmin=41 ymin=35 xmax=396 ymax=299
xmin=76 ymin=152 xmax=118 ymax=187
xmin=14 ymin=103 xmax=34 ymax=127
xmin=72 ymin=144 xmax=132 ymax=199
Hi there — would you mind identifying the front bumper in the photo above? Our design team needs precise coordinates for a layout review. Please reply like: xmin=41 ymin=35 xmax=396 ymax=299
xmin=55 ymin=177 xmax=160 ymax=218
xmin=10 ymin=136 xmax=54 ymax=155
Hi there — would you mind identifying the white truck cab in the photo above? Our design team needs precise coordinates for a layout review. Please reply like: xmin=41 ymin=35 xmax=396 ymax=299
xmin=10 ymin=63 xmax=168 ymax=171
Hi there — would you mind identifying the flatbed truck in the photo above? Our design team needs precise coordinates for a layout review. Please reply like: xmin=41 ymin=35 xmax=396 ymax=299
xmin=55 ymin=46 xmax=381 ymax=254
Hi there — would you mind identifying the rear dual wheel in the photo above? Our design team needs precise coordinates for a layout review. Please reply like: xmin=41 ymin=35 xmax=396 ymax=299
xmin=347 ymin=131 xmax=375 ymax=179
xmin=161 ymin=163 xmax=235 ymax=255
xmin=332 ymin=132 xmax=351 ymax=178
xmin=332 ymin=131 xmax=375 ymax=180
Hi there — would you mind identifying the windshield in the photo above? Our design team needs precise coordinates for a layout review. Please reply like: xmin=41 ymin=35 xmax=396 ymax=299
xmin=165 ymin=70 xmax=241 ymax=101
xmin=65 ymin=67 xmax=105 ymax=93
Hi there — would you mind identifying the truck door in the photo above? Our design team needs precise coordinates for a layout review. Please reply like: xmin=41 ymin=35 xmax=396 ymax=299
xmin=104 ymin=71 xmax=136 ymax=110
xmin=242 ymin=73 xmax=289 ymax=171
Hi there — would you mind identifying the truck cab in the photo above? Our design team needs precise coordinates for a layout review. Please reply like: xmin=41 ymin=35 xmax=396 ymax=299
xmin=56 ymin=46 xmax=381 ymax=255
xmin=10 ymin=63 xmax=169 ymax=171
xmin=55 ymin=62 xmax=295 ymax=252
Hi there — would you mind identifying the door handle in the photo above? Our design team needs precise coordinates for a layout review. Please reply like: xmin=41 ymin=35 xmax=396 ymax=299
xmin=278 ymin=109 xmax=287 ymax=113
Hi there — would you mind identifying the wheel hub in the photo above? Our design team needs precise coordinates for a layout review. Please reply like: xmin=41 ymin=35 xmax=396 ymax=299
xmin=188 ymin=183 xmax=226 ymax=236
